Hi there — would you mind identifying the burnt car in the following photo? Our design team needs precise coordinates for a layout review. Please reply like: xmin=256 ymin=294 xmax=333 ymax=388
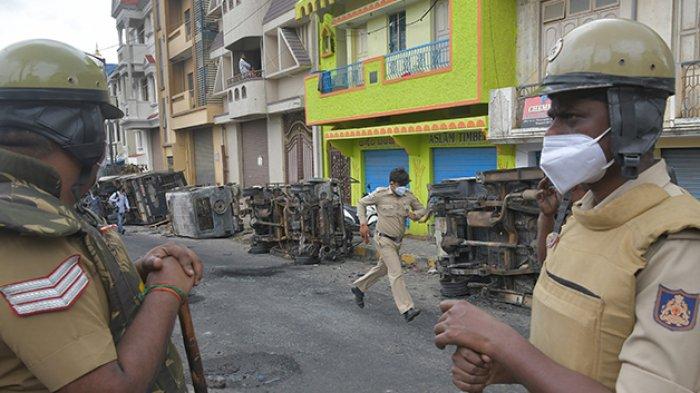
xmin=284 ymin=179 xmax=353 ymax=264
xmin=166 ymin=184 xmax=244 ymax=238
xmin=242 ymin=184 xmax=290 ymax=255
xmin=429 ymin=167 xmax=543 ymax=307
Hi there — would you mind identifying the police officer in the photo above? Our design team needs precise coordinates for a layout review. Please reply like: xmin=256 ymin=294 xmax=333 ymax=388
xmin=351 ymin=167 xmax=426 ymax=322
xmin=0 ymin=40 xmax=203 ymax=392
xmin=433 ymin=19 xmax=700 ymax=392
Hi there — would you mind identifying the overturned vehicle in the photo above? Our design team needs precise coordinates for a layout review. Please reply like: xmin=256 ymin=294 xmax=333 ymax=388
xmin=243 ymin=179 xmax=352 ymax=264
xmin=429 ymin=167 xmax=543 ymax=307
xmin=95 ymin=171 xmax=187 ymax=225
xmin=166 ymin=184 xmax=244 ymax=238
xmin=285 ymin=179 xmax=353 ymax=264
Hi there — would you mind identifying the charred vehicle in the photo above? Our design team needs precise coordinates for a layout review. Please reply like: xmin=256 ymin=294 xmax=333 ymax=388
xmin=284 ymin=179 xmax=352 ymax=264
xmin=166 ymin=184 xmax=244 ymax=238
xmin=429 ymin=167 xmax=544 ymax=307
xmin=243 ymin=184 xmax=290 ymax=255
xmin=95 ymin=171 xmax=186 ymax=225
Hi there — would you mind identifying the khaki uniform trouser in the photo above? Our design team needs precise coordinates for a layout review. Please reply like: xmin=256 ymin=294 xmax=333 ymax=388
xmin=353 ymin=235 xmax=414 ymax=314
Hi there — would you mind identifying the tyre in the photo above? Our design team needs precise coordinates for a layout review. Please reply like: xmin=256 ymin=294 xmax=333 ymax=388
xmin=248 ymin=244 xmax=270 ymax=254
xmin=440 ymin=276 xmax=470 ymax=298
xmin=294 ymin=256 xmax=317 ymax=265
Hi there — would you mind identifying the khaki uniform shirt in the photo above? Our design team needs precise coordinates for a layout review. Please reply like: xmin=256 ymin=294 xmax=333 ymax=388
xmin=0 ymin=234 xmax=117 ymax=392
xmin=358 ymin=187 xmax=427 ymax=239
xmin=579 ymin=160 xmax=700 ymax=392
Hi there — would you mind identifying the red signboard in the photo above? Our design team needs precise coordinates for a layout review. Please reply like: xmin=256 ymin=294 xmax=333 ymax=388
xmin=521 ymin=96 xmax=553 ymax=128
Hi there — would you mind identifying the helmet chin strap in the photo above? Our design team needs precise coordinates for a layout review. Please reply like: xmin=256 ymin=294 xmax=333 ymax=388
xmin=70 ymin=165 xmax=94 ymax=206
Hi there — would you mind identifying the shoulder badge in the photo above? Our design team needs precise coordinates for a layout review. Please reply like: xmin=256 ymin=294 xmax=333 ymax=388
xmin=654 ymin=285 xmax=698 ymax=331
xmin=0 ymin=255 xmax=89 ymax=317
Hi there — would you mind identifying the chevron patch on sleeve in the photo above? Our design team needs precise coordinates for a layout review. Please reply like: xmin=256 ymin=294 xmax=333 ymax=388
xmin=0 ymin=255 xmax=89 ymax=317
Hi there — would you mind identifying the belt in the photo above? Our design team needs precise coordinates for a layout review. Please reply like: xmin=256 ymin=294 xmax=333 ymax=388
xmin=378 ymin=232 xmax=402 ymax=243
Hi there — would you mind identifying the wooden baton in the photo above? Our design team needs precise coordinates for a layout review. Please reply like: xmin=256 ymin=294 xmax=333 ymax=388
xmin=178 ymin=300 xmax=208 ymax=393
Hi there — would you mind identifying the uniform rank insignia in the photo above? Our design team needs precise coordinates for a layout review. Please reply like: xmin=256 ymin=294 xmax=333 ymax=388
xmin=0 ymin=255 xmax=89 ymax=317
xmin=654 ymin=285 xmax=698 ymax=331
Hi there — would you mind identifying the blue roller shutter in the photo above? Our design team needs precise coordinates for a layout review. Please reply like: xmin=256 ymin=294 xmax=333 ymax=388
xmin=363 ymin=149 xmax=408 ymax=195
xmin=432 ymin=147 xmax=497 ymax=184
xmin=662 ymin=148 xmax=700 ymax=198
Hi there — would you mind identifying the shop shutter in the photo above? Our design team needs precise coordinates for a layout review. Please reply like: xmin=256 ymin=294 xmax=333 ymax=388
xmin=432 ymin=147 xmax=497 ymax=184
xmin=241 ymin=119 xmax=270 ymax=187
xmin=662 ymin=148 xmax=700 ymax=198
xmin=363 ymin=149 xmax=408 ymax=195
xmin=193 ymin=128 xmax=215 ymax=185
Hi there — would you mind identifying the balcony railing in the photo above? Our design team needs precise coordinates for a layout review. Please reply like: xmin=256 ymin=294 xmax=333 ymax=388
xmin=680 ymin=60 xmax=700 ymax=118
xmin=226 ymin=69 xmax=263 ymax=88
xmin=385 ymin=39 xmax=450 ymax=81
xmin=171 ymin=90 xmax=194 ymax=114
xmin=319 ymin=62 xmax=364 ymax=93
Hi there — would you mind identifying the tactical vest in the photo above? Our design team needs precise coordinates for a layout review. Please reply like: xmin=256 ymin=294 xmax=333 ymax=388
xmin=0 ymin=150 xmax=186 ymax=393
xmin=530 ymin=183 xmax=700 ymax=390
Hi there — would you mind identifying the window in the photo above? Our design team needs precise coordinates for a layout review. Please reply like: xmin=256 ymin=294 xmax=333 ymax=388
xmin=184 ymin=9 xmax=191 ymax=39
xmin=187 ymin=72 xmax=194 ymax=92
xmin=388 ymin=12 xmax=406 ymax=53
xmin=241 ymin=85 xmax=247 ymax=99
xmin=568 ymin=0 xmax=591 ymax=15
xmin=355 ymin=27 xmax=367 ymax=61
xmin=137 ymin=26 xmax=145 ymax=44
xmin=543 ymin=1 xmax=565 ymax=23
xmin=594 ymin=0 xmax=618 ymax=9
xmin=234 ymin=88 xmax=240 ymax=100
xmin=140 ymin=78 xmax=149 ymax=102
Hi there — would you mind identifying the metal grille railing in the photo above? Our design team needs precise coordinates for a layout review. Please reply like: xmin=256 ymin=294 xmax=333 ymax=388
xmin=680 ymin=60 xmax=700 ymax=118
xmin=319 ymin=62 xmax=364 ymax=93
xmin=227 ymin=69 xmax=264 ymax=87
xmin=385 ymin=39 xmax=450 ymax=80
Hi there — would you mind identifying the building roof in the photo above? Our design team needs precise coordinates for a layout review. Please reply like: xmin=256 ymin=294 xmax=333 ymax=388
xmin=263 ymin=0 xmax=297 ymax=24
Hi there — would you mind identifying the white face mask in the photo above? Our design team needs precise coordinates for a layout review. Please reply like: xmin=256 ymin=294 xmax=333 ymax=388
xmin=393 ymin=186 xmax=408 ymax=196
xmin=540 ymin=128 xmax=614 ymax=195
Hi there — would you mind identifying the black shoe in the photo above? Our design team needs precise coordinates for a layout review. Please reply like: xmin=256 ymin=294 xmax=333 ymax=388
xmin=403 ymin=308 xmax=421 ymax=322
xmin=351 ymin=287 xmax=365 ymax=308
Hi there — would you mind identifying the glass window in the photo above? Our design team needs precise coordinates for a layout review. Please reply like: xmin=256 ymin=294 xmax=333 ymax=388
xmin=594 ymin=0 xmax=618 ymax=9
xmin=543 ymin=1 xmax=565 ymax=22
xmin=388 ymin=12 xmax=406 ymax=53
xmin=569 ymin=0 xmax=591 ymax=15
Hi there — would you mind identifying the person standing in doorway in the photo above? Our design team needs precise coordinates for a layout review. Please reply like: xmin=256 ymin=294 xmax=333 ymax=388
xmin=351 ymin=167 xmax=426 ymax=322
xmin=109 ymin=186 xmax=130 ymax=234
xmin=239 ymin=54 xmax=252 ymax=79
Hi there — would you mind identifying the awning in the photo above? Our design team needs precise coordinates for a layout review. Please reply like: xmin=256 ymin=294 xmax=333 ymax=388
xmin=324 ymin=116 xmax=487 ymax=140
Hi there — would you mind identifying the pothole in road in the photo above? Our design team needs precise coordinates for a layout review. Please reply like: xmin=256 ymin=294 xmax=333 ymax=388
xmin=208 ymin=266 xmax=283 ymax=278
xmin=204 ymin=352 xmax=301 ymax=389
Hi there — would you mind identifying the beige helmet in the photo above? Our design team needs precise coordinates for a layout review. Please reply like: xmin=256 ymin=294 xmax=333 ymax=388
xmin=0 ymin=39 xmax=123 ymax=197
xmin=539 ymin=19 xmax=675 ymax=179
xmin=540 ymin=18 xmax=674 ymax=96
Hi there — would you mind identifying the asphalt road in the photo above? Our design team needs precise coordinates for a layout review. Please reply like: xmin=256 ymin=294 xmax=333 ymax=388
xmin=122 ymin=228 xmax=529 ymax=393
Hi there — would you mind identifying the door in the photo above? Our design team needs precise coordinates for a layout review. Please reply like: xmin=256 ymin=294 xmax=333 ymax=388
xmin=330 ymin=146 xmax=351 ymax=204
xmin=240 ymin=119 xmax=269 ymax=187
xmin=432 ymin=147 xmax=497 ymax=184
xmin=433 ymin=0 xmax=449 ymax=41
xmin=193 ymin=128 xmax=215 ymax=185
xmin=363 ymin=149 xmax=409 ymax=195
xmin=662 ymin=148 xmax=700 ymax=198
xmin=285 ymin=120 xmax=313 ymax=184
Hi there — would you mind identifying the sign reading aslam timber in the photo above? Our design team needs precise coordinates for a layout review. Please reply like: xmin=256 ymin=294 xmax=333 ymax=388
xmin=428 ymin=130 xmax=486 ymax=145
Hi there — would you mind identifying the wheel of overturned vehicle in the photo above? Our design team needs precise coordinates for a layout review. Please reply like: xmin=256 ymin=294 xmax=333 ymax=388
xmin=294 ymin=256 xmax=317 ymax=265
xmin=439 ymin=277 xmax=470 ymax=298
xmin=248 ymin=244 xmax=270 ymax=255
